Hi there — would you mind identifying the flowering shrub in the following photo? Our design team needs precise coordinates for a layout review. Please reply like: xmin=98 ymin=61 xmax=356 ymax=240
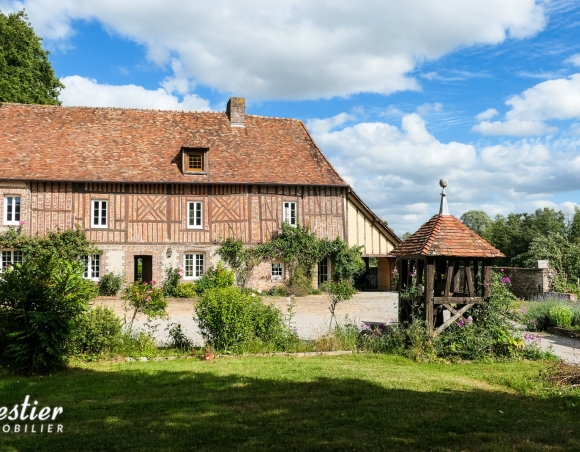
xmin=122 ymin=281 xmax=167 ymax=333
xmin=162 ymin=266 xmax=184 ymax=297
xmin=195 ymin=261 xmax=234 ymax=295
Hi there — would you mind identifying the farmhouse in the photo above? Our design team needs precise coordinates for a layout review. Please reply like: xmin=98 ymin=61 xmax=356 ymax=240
xmin=0 ymin=98 xmax=399 ymax=290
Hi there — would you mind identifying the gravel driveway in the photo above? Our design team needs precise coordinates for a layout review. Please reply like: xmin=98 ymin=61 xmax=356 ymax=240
xmin=95 ymin=291 xmax=399 ymax=345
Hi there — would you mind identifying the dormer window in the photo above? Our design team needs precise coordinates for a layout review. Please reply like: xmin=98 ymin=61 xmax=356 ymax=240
xmin=182 ymin=148 xmax=207 ymax=174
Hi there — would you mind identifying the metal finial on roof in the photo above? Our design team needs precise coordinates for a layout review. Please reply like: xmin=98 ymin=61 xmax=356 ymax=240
xmin=439 ymin=179 xmax=450 ymax=215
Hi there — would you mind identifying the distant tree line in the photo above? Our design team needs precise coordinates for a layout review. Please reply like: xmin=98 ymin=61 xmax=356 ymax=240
xmin=460 ymin=207 xmax=580 ymax=280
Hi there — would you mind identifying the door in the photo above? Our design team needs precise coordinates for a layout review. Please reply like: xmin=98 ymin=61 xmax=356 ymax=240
xmin=134 ymin=255 xmax=153 ymax=283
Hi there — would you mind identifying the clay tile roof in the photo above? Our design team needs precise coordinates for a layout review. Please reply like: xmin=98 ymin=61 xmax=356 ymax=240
xmin=390 ymin=214 xmax=504 ymax=259
xmin=0 ymin=103 xmax=347 ymax=186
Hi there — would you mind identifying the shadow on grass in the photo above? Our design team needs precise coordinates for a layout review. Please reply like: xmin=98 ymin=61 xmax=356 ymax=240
xmin=0 ymin=360 xmax=579 ymax=452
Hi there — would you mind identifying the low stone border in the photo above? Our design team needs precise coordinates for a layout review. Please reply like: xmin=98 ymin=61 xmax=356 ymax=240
xmin=547 ymin=326 xmax=580 ymax=340
xmin=122 ymin=350 xmax=353 ymax=362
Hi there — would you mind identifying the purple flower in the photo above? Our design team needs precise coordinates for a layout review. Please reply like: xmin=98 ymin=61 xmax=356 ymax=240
xmin=520 ymin=308 xmax=527 ymax=314
xmin=531 ymin=320 xmax=536 ymax=324
xmin=500 ymin=268 xmax=504 ymax=272
xmin=409 ymin=272 xmax=415 ymax=277
xmin=485 ymin=283 xmax=490 ymax=287
xmin=379 ymin=323 xmax=386 ymax=330
xmin=502 ymin=277 xmax=511 ymax=284
xmin=458 ymin=320 xmax=465 ymax=327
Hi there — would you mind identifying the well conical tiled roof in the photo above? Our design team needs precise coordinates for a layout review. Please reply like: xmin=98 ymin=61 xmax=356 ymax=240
xmin=390 ymin=214 xmax=504 ymax=258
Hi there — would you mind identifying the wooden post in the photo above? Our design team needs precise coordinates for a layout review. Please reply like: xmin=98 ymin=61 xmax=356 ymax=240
xmin=444 ymin=260 xmax=454 ymax=297
xmin=425 ymin=258 xmax=435 ymax=336
xmin=465 ymin=261 xmax=475 ymax=297
xmin=483 ymin=261 xmax=491 ymax=298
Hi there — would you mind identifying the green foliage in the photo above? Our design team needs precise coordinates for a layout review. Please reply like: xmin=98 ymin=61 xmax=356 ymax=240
xmin=194 ymin=287 xmax=295 ymax=352
xmin=68 ymin=306 xmax=123 ymax=359
xmin=460 ymin=210 xmax=493 ymax=236
xmin=323 ymin=237 xmax=365 ymax=281
xmin=0 ymin=225 xmax=100 ymax=262
xmin=195 ymin=261 xmax=234 ymax=295
xmin=175 ymin=282 xmax=198 ymax=298
xmin=98 ymin=272 xmax=125 ymax=296
xmin=0 ymin=256 xmax=98 ymax=373
xmin=322 ymin=279 xmax=357 ymax=333
xmin=122 ymin=281 xmax=168 ymax=333
xmin=549 ymin=305 xmax=574 ymax=328
xmin=215 ymin=237 xmax=262 ymax=288
xmin=0 ymin=10 xmax=64 ymax=104
xmin=484 ymin=208 xmax=568 ymax=267
xmin=523 ymin=232 xmax=580 ymax=282
xmin=358 ymin=322 xmax=432 ymax=359
xmin=165 ymin=323 xmax=193 ymax=350
xmin=162 ymin=266 xmax=183 ymax=297
xmin=259 ymin=222 xmax=322 ymax=290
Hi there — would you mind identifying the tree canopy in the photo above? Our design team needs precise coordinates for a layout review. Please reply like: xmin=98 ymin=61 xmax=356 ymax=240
xmin=460 ymin=210 xmax=492 ymax=236
xmin=0 ymin=10 xmax=63 ymax=105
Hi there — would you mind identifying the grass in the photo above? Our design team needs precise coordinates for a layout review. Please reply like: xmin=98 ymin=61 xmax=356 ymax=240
xmin=0 ymin=355 xmax=579 ymax=451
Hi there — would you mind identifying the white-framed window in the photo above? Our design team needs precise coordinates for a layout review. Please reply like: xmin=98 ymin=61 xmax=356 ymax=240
xmin=187 ymin=201 xmax=203 ymax=229
xmin=0 ymin=250 xmax=23 ymax=273
xmin=271 ymin=262 xmax=283 ymax=279
xmin=81 ymin=255 xmax=100 ymax=280
xmin=184 ymin=253 xmax=205 ymax=279
xmin=4 ymin=196 xmax=21 ymax=225
xmin=283 ymin=202 xmax=297 ymax=227
xmin=91 ymin=200 xmax=108 ymax=228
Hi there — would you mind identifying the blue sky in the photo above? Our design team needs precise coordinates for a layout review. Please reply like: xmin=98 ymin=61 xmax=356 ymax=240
xmin=2 ymin=0 xmax=580 ymax=235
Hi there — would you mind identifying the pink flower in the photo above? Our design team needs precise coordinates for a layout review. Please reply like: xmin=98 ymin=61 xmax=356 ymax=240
xmin=19 ymin=220 xmax=25 ymax=226
xmin=502 ymin=277 xmax=511 ymax=284
xmin=466 ymin=316 xmax=473 ymax=324
xmin=500 ymin=268 xmax=504 ymax=272
xmin=485 ymin=283 xmax=490 ymax=287
xmin=146 ymin=296 xmax=151 ymax=302
xmin=151 ymin=280 xmax=157 ymax=285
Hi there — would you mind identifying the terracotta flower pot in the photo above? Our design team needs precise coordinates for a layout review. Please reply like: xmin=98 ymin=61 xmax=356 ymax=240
xmin=203 ymin=352 xmax=214 ymax=361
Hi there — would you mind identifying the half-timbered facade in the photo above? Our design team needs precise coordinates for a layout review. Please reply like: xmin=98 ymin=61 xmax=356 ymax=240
xmin=0 ymin=98 xmax=399 ymax=289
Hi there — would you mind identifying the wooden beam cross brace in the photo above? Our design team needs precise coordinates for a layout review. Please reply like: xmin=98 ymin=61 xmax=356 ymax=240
xmin=433 ymin=303 xmax=475 ymax=337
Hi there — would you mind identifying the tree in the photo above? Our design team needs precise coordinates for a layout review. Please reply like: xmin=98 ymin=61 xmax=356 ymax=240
xmin=460 ymin=210 xmax=493 ymax=236
xmin=0 ymin=10 xmax=64 ymax=105
xmin=568 ymin=207 xmax=580 ymax=243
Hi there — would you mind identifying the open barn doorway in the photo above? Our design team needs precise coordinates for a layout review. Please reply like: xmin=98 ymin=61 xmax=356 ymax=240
xmin=134 ymin=255 xmax=153 ymax=283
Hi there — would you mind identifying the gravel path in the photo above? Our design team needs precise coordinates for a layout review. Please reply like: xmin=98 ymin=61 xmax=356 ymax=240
xmin=539 ymin=334 xmax=580 ymax=364
xmin=95 ymin=291 xmax=399 ymax=345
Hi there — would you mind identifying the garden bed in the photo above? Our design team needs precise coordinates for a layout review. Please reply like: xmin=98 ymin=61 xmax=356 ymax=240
xmin=547 ymin=326 xmax=580 ymax=340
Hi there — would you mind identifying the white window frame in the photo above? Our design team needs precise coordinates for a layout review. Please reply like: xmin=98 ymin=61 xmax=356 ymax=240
xmin=91 ymin=200 xmax=108 ymax=228
xmin=283 ymin=202 xmax=297 ymax=227
xmin=187 ymin=201 xmax=203 ymax=229
xmin=3 ymin=196 xmax=21 ymax=225
xmin=81 ymin=255 xmax=100 ymax=280
xmin=0 ymin=249 xmax=23 ymax=273
xmin=271 ymin=262 xmax=284 ymax=280
xmin=184 ymin=253 xmax=205 ymax=280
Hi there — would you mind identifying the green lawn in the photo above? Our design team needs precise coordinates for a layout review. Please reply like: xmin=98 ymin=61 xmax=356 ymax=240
xmin=0 ymin=355 xmax=579 ymax=451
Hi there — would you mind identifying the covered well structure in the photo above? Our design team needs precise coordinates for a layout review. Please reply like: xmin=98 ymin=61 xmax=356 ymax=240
xmin=389 ymin=181 xmax=504 ymax=336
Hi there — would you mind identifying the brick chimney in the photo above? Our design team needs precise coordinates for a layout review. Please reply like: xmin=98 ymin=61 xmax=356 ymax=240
xmin=226 ymin=97 xmax=245 ymax=126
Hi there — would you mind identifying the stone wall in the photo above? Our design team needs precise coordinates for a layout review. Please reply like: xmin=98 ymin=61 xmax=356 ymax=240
xmin=493 ymin=267 xmax=550 ymax=300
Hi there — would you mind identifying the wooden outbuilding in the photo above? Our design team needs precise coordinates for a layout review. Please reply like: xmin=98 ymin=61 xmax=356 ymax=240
xmin=389 ymin=181 xmax=504 ymax=336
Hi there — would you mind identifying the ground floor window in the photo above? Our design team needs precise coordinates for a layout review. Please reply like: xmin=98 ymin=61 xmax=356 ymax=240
xmin=318 ymin=258 xmax=329 ymax=287
xmin=81 ymin=255 xmax=100 ymax=280
xmin=271 ymin=262 xmax=283 ymax=279
xmin=0 ymin=250 xmax=22 ymax=273
xmin=184 ymin=253 xmax=205 ymax=279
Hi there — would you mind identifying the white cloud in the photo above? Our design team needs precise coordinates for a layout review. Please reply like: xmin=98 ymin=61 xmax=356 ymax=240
xmin=471 ymin=119 xmax=558 ymax=136
xmin=475 ymin=108 xmax=498 ymax=121
xmin=311 ymin=112 xmax=580 ymax=234
xmin=472 ymin=74 xmax=580 ymax=136
xmin=4 ymin=0 xmax=546 ymax=99
xmin=60 ymin=76 xmax=211 ymax=110
xmin=306 ymin=113 xmax=355 ymax=135
xmin=565 ymin=54 xmax=580 ymax=67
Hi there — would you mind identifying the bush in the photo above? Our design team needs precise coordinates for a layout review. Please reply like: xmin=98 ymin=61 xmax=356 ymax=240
xmin=162 ymin=266 xmax=183 ymax=297
xmin=0 ymin=257 xmax=98 ymax=373
xmin=549 ymin=305 xmax=573 ymax=328
xmin=175 ymin=282 xmax=197 ymax=298
xmin=165 ymin=323 xmax=193 ymax=350
xmin=122 ymin=281 xmax=167 ymax=333
xmin=98 ymin=272 xmax=125 ymax=296
xmin=195 ymin=261 xmax=234 ymax=294
xmin=68 ymin=306 xmax=123 ymax=359
xmin=194 ymin=287 xmax=294 ymax=352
